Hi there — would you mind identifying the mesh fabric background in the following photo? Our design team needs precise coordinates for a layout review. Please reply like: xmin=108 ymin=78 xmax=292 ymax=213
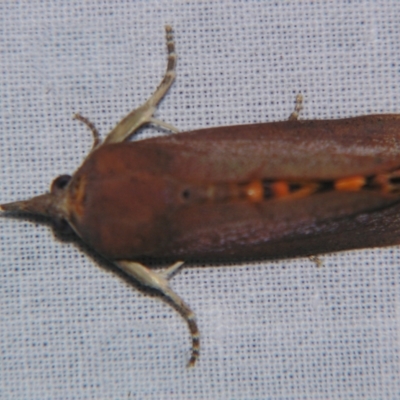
xmin=1 ymin=1 xmax=400 ymax=399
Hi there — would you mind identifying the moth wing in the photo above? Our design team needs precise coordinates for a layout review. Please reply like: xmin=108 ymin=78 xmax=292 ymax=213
xmin=131 ymin=115 xmax=400 ymax=181
xmin=157 ymin=190 xmax=400 ymax=260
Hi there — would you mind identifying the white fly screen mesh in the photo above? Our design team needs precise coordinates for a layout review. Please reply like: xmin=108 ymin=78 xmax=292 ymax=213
xmin=0 ymin=1 xmax=399 ymax=399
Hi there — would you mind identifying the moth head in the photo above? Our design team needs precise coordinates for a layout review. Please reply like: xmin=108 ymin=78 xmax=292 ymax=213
xmin=0 ymin=174 xmax=72 ymax=223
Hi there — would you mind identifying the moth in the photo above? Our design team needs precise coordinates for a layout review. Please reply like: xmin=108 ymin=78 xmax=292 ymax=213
xmin=2 ymin=26 xmax=400 ymax=367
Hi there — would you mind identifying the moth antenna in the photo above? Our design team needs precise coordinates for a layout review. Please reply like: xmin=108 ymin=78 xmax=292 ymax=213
xmin=73 ymin=113 xmax=101 ymax=149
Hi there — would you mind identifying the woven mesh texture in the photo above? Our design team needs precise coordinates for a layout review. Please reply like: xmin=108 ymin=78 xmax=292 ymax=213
xmin=1 ymin=1 xmax=399 ymax=399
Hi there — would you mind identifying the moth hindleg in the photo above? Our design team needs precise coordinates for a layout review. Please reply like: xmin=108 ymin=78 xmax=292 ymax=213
xmin=288 ymin=93 xmax=303 ymax=120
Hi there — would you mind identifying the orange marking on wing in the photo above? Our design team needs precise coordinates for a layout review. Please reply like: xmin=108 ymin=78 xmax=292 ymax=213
xmin=334 ymin=176 xmax=365 ymax=191
xmin=288 ymin=183 xmax=319 ymax=199
xmin=245 ymin=180 xmax=264 ymax=202
xmin=271 ymin=181 xmax=290 ymax=198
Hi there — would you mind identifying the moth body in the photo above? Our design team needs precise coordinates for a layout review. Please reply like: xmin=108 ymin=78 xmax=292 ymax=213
xmin=2 ymin=27 xmax=400 ymax=367
xmin=54 ymin=116 xmax=400 ymax=263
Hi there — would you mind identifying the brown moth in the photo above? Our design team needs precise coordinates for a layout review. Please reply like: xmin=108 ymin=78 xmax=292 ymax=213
xmin=2 ymin=26 xmax=400 ymax=367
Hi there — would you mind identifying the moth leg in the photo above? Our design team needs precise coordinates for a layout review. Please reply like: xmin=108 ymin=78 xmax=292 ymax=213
xmin=116 ymin=260 xmax=199 ymax=367
xmin=309 ymin=255 xmax=323 ymax=268
xmin=159 ymin=260 xmax=185 ymax=279
xmin=288 ymin=93 xmax=303 ymax=120
xmin=73 ymin=113 xmax=101 ymax=149
xmin=150 ymin=117 xmax=179 ymax=133
xmin=103 ymin=25 xmax=178 ymax=145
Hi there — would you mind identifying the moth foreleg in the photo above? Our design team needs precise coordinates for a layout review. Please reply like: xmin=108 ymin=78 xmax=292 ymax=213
xmin=103 ymin=25 xmax=178 ymax=145
xmin=116 ymin=260 xmax=199 ymax=367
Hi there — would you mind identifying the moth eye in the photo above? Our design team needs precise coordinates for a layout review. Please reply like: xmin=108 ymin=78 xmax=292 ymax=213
xmin=51 ymin=174 xmax=72 ymax=194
